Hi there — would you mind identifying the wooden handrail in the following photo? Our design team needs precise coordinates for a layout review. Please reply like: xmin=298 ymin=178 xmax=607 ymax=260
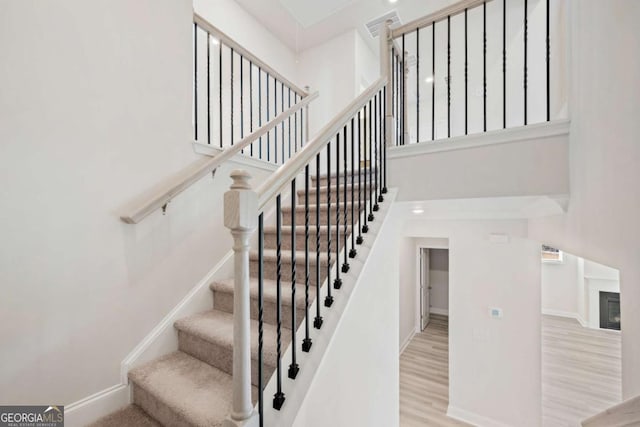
xmin=256 ymin=77 xmax=386 ymax=209
xmin=120 ymin=92 xmax=319 ymax=224
xmin=391 ymin=0 xmax=493 ymax=38
xmin=194 ymin=13 xmax=307 ymax=97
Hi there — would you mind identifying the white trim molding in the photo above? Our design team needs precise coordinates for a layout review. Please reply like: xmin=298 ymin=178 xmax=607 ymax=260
xmin=388 ymin=119 xmax=570 ymax=159
xmin=400 ymin=328 xmax=417 ymax=355
xmin=430 ymin=308 xmax=449 ymax=316
xmin=542 ymin=308 xmax=588 ymax=327
xmin=447 ymin=405 xmax=513 ymax=427
xmin=64 ymin=384 xmax=130 ymax=427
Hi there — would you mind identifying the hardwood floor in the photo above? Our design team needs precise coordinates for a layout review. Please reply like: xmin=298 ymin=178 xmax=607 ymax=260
xmin=542 ymin=315 xmax=622 ymax=427
xmin=400 ymin=315 xmax=468 ymax=427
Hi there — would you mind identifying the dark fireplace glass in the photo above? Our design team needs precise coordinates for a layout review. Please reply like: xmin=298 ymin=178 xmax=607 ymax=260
xmin=599 ymin=291 xmax=621 ymax=330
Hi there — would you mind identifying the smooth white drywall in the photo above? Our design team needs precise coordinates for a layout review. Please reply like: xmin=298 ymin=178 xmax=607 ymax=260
xmin=388 ymin=129 xmax=569 ymax=201
xmin=399 ymin=218 xmax=541 ymax=426
xmin=0 ymin=0 xmax=274 ymax=407
xmin=528 ymin=0 xmax=640 ymax=398
xmin=541 ymin=252 xmax=579 ymax=317
xmin=292 ymin=205 xmax=401 ymax=427
xmin=429 ymin=249 xmax=450 ymax=314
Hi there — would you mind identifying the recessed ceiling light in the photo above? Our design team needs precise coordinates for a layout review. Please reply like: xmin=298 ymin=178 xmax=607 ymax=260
xmin=210 ymin=37 xmax=220 ymax=45
xmin=389 ymin=0 xmax=399 ymax=3
xmin=412 ymin=208 xmax=424 ymax=214
xmin=425 ymin=76 xmax=434 ymax=84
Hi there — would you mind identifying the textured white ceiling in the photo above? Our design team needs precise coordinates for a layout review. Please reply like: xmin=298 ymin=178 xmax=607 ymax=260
xmin=279 ymin=0 xmax=356 ymax=28
xmin=233 ymin=0 xmax=459 ymax=53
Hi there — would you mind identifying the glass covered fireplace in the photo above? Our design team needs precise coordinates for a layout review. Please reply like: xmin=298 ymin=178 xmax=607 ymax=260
xmin=599 ymin=291 xmax=621 ymax=330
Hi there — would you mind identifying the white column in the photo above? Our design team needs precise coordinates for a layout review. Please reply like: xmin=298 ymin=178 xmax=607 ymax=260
xmin=380 ymin=20 xmax=394 ymax=148
xmin=224 ymin=170 xmax=259 ymax=427
xmin=305 ymin=85 xmax=311 ymax=146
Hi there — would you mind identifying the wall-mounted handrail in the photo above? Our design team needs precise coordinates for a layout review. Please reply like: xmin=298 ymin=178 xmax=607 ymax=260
xmin=391 ymin=0 xmax=493 ymax=38
xmin=194 ymin=13 xmax=307 ymax=97
xmin=120 ymin=92 xmax=318 ymax=224
xmin=256 ymin=78 xmax=386 ymax=210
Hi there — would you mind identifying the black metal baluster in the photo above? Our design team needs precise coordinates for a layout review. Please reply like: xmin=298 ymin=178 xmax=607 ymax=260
xmin=273 ymin=195 xmax=285 ymax=410
xmin=402 ymin=34 xmax=405 ymax=146
xmin=207 ymin=32 xmax=211 ymax=144
xmin=325 ymin=142 xmax=334 ymax=307
xmin=258 ymin=67 xmax=263 ymax=157
xmin=194 ymin=24 xmax=198 ymax=142
xmin=432 ymin=22 xmax=436 ymax=141
xmin=314 ymin=153 xmax=324 ymax=327
xmin=524 ymin=0 xmax=528 ymax=126
xmin=357 ymin=109 xmax=364 ymax=243
xmin=362 ymin=104 xmax=369 ymax=234
xmin=288 ymin=179 xmax=299 ymax=379
xmin=288 ymin=88 xmax=292 ymax=160
xmin=503 ymin=0 xmax=507 ymax=128
xmin=266 ymin=72 xmax=270 ymax=162
xmin=294 ymin=95 xmax=298 ymax=154
xmin=300 ymin=101 xmax=304 ymax=147
xmin=342 ymin=125 xmax=349 ymax=273
xmin=546 ymin=0 xmax=550 ymax=121
xmin=447 ymin=15 xmax=451 ymax=138
xmin=349 ymin=117 xmax=357 ymax=258
xmin=373 ymin=94 xmax=379 ymax=212
xmin=258 ymin=213 xmax=264 ymax=427
xmin=230 ymin=48 xmax=234 ymax=145
xmin=383 ymin=86 xmax=388 ymax=194
xmin=379 ymin=90 xmax=386 ymax=199
xmin=465 ymin=9 xmax=468 ymax=135
xmin=240 ymin=55 xmax=244 ymax=152
xmin=250 ymin=61 xmax=254 ymax=157
xmin=303 ymin=165 xmax=313 ymax=350
xmin=273 ymin=77 xmax=277 ymax=163
xmin=334 ymin=132 xmax=342 ymax=290
xmin=280 ymin=82 xmax=285 ymax=164
xmin=416 ymin=28 xmax=420 ymax=143
xmin=368 ymin=99 xmax=374 ymax=222
xmin=218 ymin=41 xmax=222 ymax=147
xmin=484 ymin=1 xmax=487 ymax=132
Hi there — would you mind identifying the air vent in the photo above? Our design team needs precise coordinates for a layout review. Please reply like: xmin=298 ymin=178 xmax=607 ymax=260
xmin=365 ymin=10 xmax=401 ymax=38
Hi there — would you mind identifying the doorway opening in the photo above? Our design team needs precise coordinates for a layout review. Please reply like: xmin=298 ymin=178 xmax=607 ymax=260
xmin=540 ymin=246 xmax=622 ymax=425
xmin=419 ymin=248 xmax=449 ymax=330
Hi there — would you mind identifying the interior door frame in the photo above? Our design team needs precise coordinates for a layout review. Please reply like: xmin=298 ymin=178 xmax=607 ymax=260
xmin=414 ymin=239 xmax=450 ymax=334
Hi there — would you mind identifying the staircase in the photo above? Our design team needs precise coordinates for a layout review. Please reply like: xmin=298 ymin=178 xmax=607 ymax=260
xmin=92 ymin=171 xmax=377 ymax=426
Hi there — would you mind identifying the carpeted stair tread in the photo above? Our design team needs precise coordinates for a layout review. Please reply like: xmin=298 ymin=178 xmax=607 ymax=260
xmin=311 ymin=168 xmax=377 ymax=182
xmin=250 ymin=249 xmax=330 ymax=265
xmin=129 ymin=351 xmax=256 ymax=427
xmin=210 ymin=277 xmax=311 ymax=309
xmin=174 ymin=309 xmax=290 ymax=370
xmin=89 ymin=405 xmax=159 ymax=427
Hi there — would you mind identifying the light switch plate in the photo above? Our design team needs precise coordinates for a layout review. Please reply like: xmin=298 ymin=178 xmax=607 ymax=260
xmin=489 ymin=307 xmax=503 ymax=319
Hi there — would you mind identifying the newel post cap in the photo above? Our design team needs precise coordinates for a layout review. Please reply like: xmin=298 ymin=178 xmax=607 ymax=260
xmin=224 ymin=170 xmax=258 ymax=231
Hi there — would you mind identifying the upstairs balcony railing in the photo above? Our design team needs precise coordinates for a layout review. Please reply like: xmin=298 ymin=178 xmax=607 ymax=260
xmin=391 ymin=0 xmax=566 ymax=146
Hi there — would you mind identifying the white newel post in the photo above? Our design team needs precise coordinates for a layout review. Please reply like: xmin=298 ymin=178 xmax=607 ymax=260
xmin=380 ymin=20 xmax=394 ymax=148
xmin=305 ymin=86 xmax=311 ymax=145
xmin=224 ymin=170 xmax=259 ymax=427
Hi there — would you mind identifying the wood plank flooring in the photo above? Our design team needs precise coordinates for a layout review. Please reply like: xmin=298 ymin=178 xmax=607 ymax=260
xmin=400 ymin=315 xmax=468 ymax=427
xmin=542 ymin=315 xmax=622 ymax=427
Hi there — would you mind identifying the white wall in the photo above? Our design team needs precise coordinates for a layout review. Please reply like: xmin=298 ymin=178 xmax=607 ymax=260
xmin=429 ymin=249 xmax=450 ymax=314
xmin=541 ymin=252 xmax=580 ymax=318
xmin=399 ymin=218 xmax=541 ymax=426
xmin=292 ymin=205 xmax=401 ymax=427
xmin=528 ymin=0 xmax=640 ymax=398
xmin=0 ymin=0 xmax=276 ymax=407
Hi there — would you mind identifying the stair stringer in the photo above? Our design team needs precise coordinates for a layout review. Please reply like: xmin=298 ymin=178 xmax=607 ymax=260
xmin=261 ymin=188 xmax=399 ymax=426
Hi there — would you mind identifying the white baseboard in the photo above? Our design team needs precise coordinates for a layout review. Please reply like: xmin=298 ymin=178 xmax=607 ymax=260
xmin=64 ymin=384 xmax=130 ymax=427
xmin=542 ymin=308 xmax=587 ymax=327
xmin=430 ymin=308 xmax=449 ymax=316
xmin=447 ymin=405 xmax=512 ymax=427
xmin=400 ymin=328 xmax=417 ymax=355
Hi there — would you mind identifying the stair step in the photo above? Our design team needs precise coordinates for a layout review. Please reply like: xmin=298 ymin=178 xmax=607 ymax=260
xmin=264 ymin=225 xmax=351 ymax=252
xmin=250 ymin=249 xmax=330 ymax=287
xmin=282 ymin=202 xmax=364 ymax=226
xmin=210 ymin=277 xmax=309 ymax=327
xmin=174 ymin=310 xmax=291 ymax=387
xmin=296 ymin=183 xmax=372 ymax=205
xmin=89 ymin=405 xmax=159 ymax=427
xmin=311 ymin=168 xmax=377 ymax=186
xmin=130 ymin=351 xmax=256 ymax=427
